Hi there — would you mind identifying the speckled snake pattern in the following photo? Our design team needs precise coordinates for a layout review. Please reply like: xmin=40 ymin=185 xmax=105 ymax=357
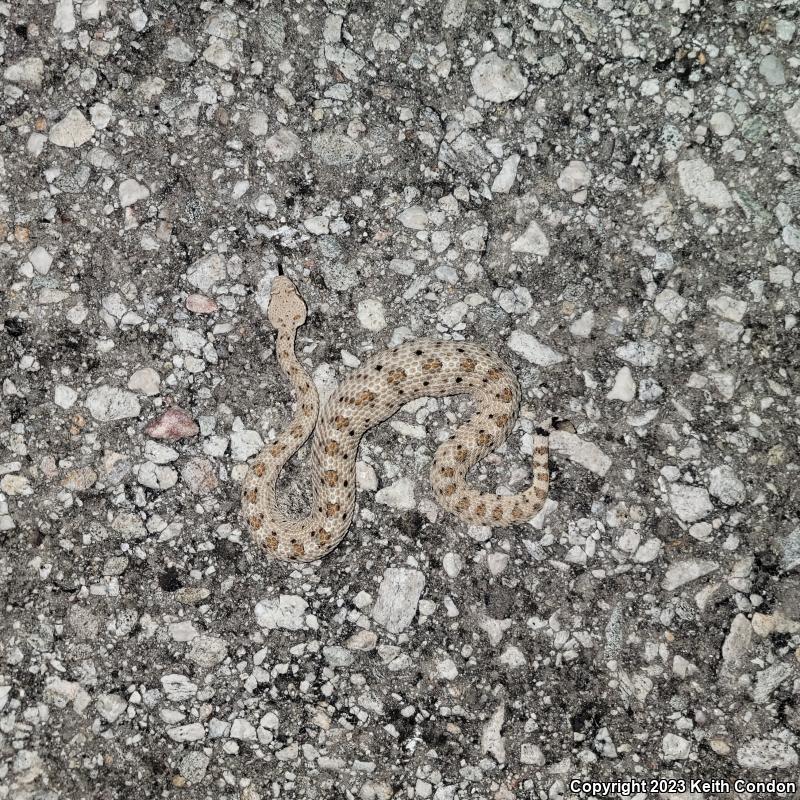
xmin=242 ymin=275 xmax=552 ymax=562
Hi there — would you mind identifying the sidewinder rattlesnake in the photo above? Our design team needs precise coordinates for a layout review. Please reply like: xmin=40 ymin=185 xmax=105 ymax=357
xmin=242 ymin=275 xmax=555 ymax=562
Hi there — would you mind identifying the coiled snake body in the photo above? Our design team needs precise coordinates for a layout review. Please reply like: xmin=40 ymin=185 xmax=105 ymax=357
xmin=242 ymin=276 xmax=553 ymax=562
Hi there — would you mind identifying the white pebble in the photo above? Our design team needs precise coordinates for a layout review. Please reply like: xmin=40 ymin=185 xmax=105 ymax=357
xmin=470 ymin=53 xmax=527 ymax=103
xmin=709 ymin=111 xmax=734 ymax=137
xmin=49 ymin=108 xmax=95 ymax=149
xmin=54 ymin=384 xmax=78 ymax=409
xmin=708 ymin=465 xmax=745 ymax=506
xmin=375 ymin=477 xmax=415 ymax=511
xmin=357 ymin=299 xmax=387 ymax=331
xmin=507 ymin=330 xmax=564 ymax=367
xmin=556 ymin=160 xmax=591 ymax=192
xmin=255 ymin=595 xmax=308 ymax=631
xmin=510 ymin=220 xmax=550 ymax=256
xmin=372 ymin=568 xmax=425 ymax=633
xmin=607 ymin=366 xmax=635 ymax=402
xmin=491 ymin=154 xmax=520 ymax=194
xmin=662 ymin=559 xmax=718 ymax=591
xmin=443 ymin=552 xmax=463 ymax=577
xmin=86 ymin=386 xmax=141 ymax=422
xmin=669 ymin=484 xmax=713 ymax=523
xmin=397 ymin=205 xmax=428 ymax=230
xmin=677 ymin=159 xmax=732 ymax=209
xmin=118 ymin=178 xmax=150 ymax=207
xmin=264 ymin=128 xmax=301 ymax=162
xmin=128 ymin=367 xmax=161 ymax=396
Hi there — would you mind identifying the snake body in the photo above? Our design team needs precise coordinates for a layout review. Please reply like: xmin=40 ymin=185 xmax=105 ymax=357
xmin=242 ymin=276 xmax=552 ymax=562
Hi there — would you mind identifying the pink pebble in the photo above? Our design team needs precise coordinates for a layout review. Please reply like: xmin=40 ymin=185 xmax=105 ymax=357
xmin=186 ymin=293 xmax=219 ymax=314
xmin=145 ymin=407 xmax=200 ymax=440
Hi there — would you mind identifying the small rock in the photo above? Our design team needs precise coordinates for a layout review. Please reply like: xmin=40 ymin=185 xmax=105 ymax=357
xmin=145 ymin=407 xmax=199 ymax=440
xmin=708 ymin=465 xmax=745 ymax=506
xmin=781 ymin=527 xmax=800 ymax=572
xmin=276 ymin=743 xmax=299 ymax=761
xmin=442 ymin=0 xmax=466 ymax=27
xmin=186 ymin=294 xmax=219 ymax=314
xmin=171 ymin=327 xmax=206 ymax=353
xmin=187 ymin=253 xmax=226 ymax=291
xmin=372 ymin=568 xmax=425 ymax=633
xmin=54 ymin=0 xmax=76 ymax=33
xmin=662 ymin=559 xmax=718 ymax=591
xmin=708 ymin=294 xmax=747 ymax=322
xmin=357 ymin=299 xmax=387 ymax=331
xmin=187 ymin=635 xmax=227 ymax=668
xmin=255 ymin=594 xmax=308 ymax=630
xmin=375 ymin=477 xmax=415 ymax=511
xmin=722 ymin=613 xmax=752 ymax=665
xmin=86 ymin=386 xmax=141 ymax=422
xmin=440 ymin=301 xmax=468 ymax=328
xmin=669 ymin=484 xmax=713 ymax=523
xmin=520 ymin=743 xmax=545 ymax=766
xmin=480 ymin=703 xmax=506 ymax=763
xmin=96 ymin=693 xmax=127 ymax=723
xmin=253 ymin=193 xmax=277 ymax=217
xmin=168 ymin=723 xmax=205 ymax=742
xmin=709 ymin=111 xmax=734 ymax=137
xmin=557 ymin=160 xmax=591 ymax=192
xmin=550 ymin=431 xmax=611 ymax=476
xmin=562 ymin=4 xmax=599 ymax=41
xmin=55 ymin=384 xmax=78 ymax=409
xmin=491 ymin=154 xmax=520 ymax=194
xmin=470 ymin=54 xmax=527 ymax=103
xmin=137 ymin=462 xmax=178 ymax=491
xmin=179 ymin=752 xmax=210 ymax=784
xmin=119 ymin=178 xmax=150 ymax=207
xmin=397 ymin=205 xmax=428 ymax=230
xmin=507 ymin=330 xmax=564 ymax=367
xmin=168 ymin=621 xmax=198 ymax=642
xmin=161 ymin=674 xmax=198 ymax=702
xmin=499 ymin=646 xmax=526 ymax=668
xmin=28 ymin=246 xmax=54 ymax=274
xmin=61 ymin=466 xmax=98 ymax=492
xmin=103 ymin=556 xmax=129 ymax=576
xmin=312 ymin=133 xmax=363 ymax=166
xmin=786 ymin=100 xmax=800 ymax=139
xmin=677 ymin=159 xmax=732 ymax=209
xmin=662 ymin=733 xmax=691 ymax=761
xmin=510 ymin=220 xmax=549 ymax=256
xmin=607 ymin=366 xmax=635 ymax=402
xmin=654 ymin=289 xmax=687 ymax=323
xmin=1 ymin=475 xmax=32 ymax=496
xmin=181 ymin=457 xmax=218 ymax=495
xmin=176 ymin=587 xmax=211 ymax=605
xmin=128 ymin=367 xmax=161 ymax=396
xmin=615 ymin=341 xmax=661 ymax=367
xmin=569 ymin=310 xmax=594 ymax=338
xmin=3 ymin=57 xmax=45 ymax=89
xmin=759 ymin=54 xmax=785 ymax=86
xmin=230 ymin=429 xmax=264 ymax=461
xmin=166 ymin=37 xmax=195 ymax=62
xmin=323 ymin=646 xmax=354 ymax=667
xmin=49 ymin=108 xmax=95 ymax=149
xmin=752 ymin=663 xmax=793 ymax=703
xmin=264 ymin=128 xmax=301 ymax=161
xmin=737 ymin=739 xmax=797 ymax=769
xmin=443 ymin=552 xmax=463 ymax=577
xmin=230 ymin=718 xmax=257 ymax=741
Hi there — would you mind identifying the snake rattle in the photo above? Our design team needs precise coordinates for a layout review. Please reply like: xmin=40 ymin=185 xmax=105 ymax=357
xmin=242 ymin=275 xmax=553 ymax=562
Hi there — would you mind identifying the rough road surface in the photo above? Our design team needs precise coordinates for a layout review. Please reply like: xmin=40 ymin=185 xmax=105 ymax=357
xmin=1 ymin=1 xmax=799 ymax=798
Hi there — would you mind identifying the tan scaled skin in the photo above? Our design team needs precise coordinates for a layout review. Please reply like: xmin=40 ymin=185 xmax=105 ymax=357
xmin=242 ymin=275 xmax=554 ymax=563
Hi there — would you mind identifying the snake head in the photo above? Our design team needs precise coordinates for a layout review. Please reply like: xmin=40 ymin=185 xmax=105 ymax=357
xmin=267 ymin=275 xmax=307 ymax=330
